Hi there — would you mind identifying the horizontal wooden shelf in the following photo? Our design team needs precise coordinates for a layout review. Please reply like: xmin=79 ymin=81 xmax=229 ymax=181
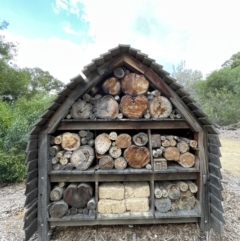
xmin=98 ymin=211 xmax=154 ymax=220
xmin=57 ymin=119 xmax=189 ymax=130
xmin=155 ymin=210 xmax=200 ymax=218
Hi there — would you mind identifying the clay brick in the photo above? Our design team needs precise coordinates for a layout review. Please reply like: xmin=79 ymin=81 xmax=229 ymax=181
xmin=125 ymin=198 xmax=149 ymax=212
xmin=124 ymin=182 xmax=150 ymax=198
xmin=99 ymin=182 xmax=124 ymax=200
xmin=98 ymin=199 xmax=126 ymax=214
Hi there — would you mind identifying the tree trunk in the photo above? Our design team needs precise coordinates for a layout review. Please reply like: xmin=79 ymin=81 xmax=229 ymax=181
xmin=163 ymin=147 xmax=180 ymax=161
xmin=109 ymin=146 xmax=122 ymax=159
xmin=102 ymin=77 xmax=121 ymax=95
xmin=95 ymin=133 xmax=112 ymax=155
xmin=94 ymin=95 xmax=119 ymax=119
xmin=61 ymin=132 xmax=81 ymax=151
xmin=54 ymin=135 xmax=62 ymax=145
xmin=162 ymin=181 xmax=180 ymax=200
xmin=70 ymin=145 xmax=94 ymax=170
xmin=114 ymin=157 xmax=127 ymax=170
xmin=50 ymin=186 xmax=65 ymax=201
xmin=49 ymin=145 xmax=62 ymax=156
xmin=132 ymin=132 xmax=148 ymax=146
xmin=149 ymin=96 xmax=172 ymax=118
xmin=116 ymin=134 xmax=132 ymax=149
xmin=87 ymin=197 xmax=96 ymax=210
xmin=121 ymin=73 xmax=149 ymax=96
xmin=177 ymin=141 xmax=189 ymax=153
xmin=99 ymin=155 xmax=114 ymax=169
xmin=120 ymin=95 xmax=148 ymax=118
xmin=49 ymin=200 xmax=68 ymax=218
xmin=186 ymin=181 xmax=198 ymax=193
xmin=63 ymin=183 xmax=93 ymax=208
xmin=70 ymin=99 xmax=93 ymax=119
xmin=154 ymin=182 xmax=162 ymax=198
xmin=154 ymin=197 xmax=171 ymax=213
xmin=151 ymin=134 xmax=161 ymax=148
xmin=113 ymin=67 xmax=125 ymax=79
xmin=124 ymin=145 xmax=150 ymax=168
xmin=178 ymin=152 xmax=195 ymax=168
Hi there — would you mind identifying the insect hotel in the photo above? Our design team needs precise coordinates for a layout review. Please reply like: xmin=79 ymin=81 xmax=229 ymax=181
xmin=24 ymin=45 xmax=224 ymax=241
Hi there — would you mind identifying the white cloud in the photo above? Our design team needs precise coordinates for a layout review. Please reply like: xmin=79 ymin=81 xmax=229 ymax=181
xmin=62 ymin=21 xmax=78 ymax=35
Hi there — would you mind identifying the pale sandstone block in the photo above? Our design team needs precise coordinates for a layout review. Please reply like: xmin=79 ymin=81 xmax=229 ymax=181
xmin=99 ymin=182 xmax=124 ymax=200
xmin=98 ymin=199 xmax=126 ymax=214
xmin=124 ymin=182 xmax=150 ymax=198
xmin=125 ymin=198 xmax=149 ymax=212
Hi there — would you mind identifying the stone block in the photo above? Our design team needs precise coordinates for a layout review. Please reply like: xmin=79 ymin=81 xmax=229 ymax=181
xmin=124 ymin=182 xmax=150 ymax=198
xmin=98 ymin=199 xmax=126 ymax=214
xmin=125 ymin=198 xmax=149 ymax=212
xmin=99 ymin=182 xmax=124 ymax=200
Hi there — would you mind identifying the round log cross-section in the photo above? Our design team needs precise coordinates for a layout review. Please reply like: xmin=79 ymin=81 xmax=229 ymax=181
xmin=121 ymin=73 xmax=149 ymax=96
xmin=120 ymin=95 xmax=148 ymax=119
xmin=149 ymin=96 xmax=172 ymax=118
xmin=70 ymin=99 xmax=93 ymax=119
xmin=61 ymin=132 xmax=81 ymax=151
xmin=102 ymin=77 xmax=121 ymax=95
xmin=116 ymin=134 xmax=132 ymax=149
xmin=95 ymin=133 xmax=112 ymax=155
xmin=124 ymin=145 xmax=150 ymax=168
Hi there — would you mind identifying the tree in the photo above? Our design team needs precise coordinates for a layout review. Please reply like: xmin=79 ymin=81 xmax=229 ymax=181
xmin=222 ymin=52 xmax=240 ymax=69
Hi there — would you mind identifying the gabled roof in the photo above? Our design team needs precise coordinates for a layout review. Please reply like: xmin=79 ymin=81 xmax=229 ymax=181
xmin=24 ymin=44 xmax=224 ymax=241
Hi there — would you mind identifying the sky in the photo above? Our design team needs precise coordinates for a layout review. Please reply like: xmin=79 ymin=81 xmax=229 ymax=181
xmin=1 ymin=0 xmax=240 ymax=83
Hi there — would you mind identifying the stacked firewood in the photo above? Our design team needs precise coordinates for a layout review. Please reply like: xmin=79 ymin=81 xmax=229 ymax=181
xmin=98 ymin=182 xmax=150 ymax=214
xmin=66 ymin=67 xmax=180 ymax=120
xmin=95 ymin=131 xmax=150 ymax=169
xmin=49 ymin=182 xmax=96 ymax=219
xmin=154 ymin=180 xmax=198 ymax=213
xmin=151 ymin=134 xmax=198 ymax=169
xmin=49 ymin=131 xmax=95 ymax=170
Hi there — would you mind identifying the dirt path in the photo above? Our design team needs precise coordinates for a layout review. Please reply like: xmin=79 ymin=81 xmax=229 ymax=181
xmin=0 ymin=130 xmax=240 ymax=241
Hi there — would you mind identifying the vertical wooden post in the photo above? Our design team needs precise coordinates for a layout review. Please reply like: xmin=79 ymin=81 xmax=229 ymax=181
xmin=38 ymin=133 xmax=51 ymax=241
xmin=148 ymin=129 xmax=153 ymax=169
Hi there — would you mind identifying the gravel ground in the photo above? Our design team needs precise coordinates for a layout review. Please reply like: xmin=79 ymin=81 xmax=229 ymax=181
xmin=0 ymin=129 xmax=240 ymax=241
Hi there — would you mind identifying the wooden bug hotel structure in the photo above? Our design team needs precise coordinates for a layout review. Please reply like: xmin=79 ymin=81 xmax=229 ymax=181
xmin=24 ymin=45 xmax=224 ymax=241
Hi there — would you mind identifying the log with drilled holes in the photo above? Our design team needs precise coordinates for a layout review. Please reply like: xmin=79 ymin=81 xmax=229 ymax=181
xmin=63 ymin=183 xmax=93 ymax=208
xmin=61 ymin=132 xmax=81 ymax=151
xmin=120 ymin=95 xmax=148 ymax=119
xmin=124 ymin=145 xmax=150 ymax=168
xmin=70 ymin=99 xmax=93 ymax=119
xmin=102 ymin=77 xmax=121 ymax=95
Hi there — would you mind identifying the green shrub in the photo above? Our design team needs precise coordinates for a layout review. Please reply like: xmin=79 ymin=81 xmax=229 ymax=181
xmin=0 ymin=150 xmax=26 ymax=183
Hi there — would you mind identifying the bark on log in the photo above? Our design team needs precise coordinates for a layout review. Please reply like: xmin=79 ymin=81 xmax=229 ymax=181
xmin=132 ymin=132 xmax=148 ymax=146
xmin=121 ymin=73 xmax=149 ymax=96
xmin=151 ymin=134 xmax=161 ymax=148
xmin=54 ymin=135 xmax=62 ymax=145
xmin=124 ymin=145 xmax=150 ymax=168
xmin=114 ymin=157 xmax=127 ymax=170
xmin=109 ymin=146 xmax=122 ymax=159
xmin=102 ymin=77 xmax=121 ymax=95
xmin=95 ymin=133 xmax=112 ymax=155
xmin=70 ymin=99 xmax=93 ymax=119
xmin=94 ymin=95 xmax=119 ymax=119
xmin=120 ymin=95 xmax=148 ymax=118
xmin=49 ymin=145 xmax=62 ymax=156
xmin=116 ymin=134 xmax=132 ymax=149
xmin=99 ymin=155 xmax=114 ymax=169
xmin=61 ymin=132 xmax=81 ymax=151
xmin=49 ymin=200 xmax=68 ymax=218
xmin=149 ymin=96 xmax=172 ymax=118
xmin=177 ymin=141 xmax=189 ymax=153
xmin=59 ymin=156 xmax=68 ymax=166
xmin=109 ymin=131 xmax=118 ymax=141
xmin=50 ymin=186 xmax=65 ymax=201
xmin=178 ymin=152 xmax=195 ymax=168
xmin=114 ymin=67 xmax=125 ymax=79
xmin=63 ymin=183 xmax=93 ymax=208
xmin=70 ymin=145 xmax=94 ymax=170
xmin=87 ymin=197 xmax=96 ymax=210
xmin=162 ymin=181 xmax=180 ymax=200
xmin=163 ymin=147 xmax=180 ymax=161
xmin=175 ymin=195 xmax=195 ymax=210
xmin=175 ymin=181 xmax=188 ymax=192
xmin=186 ymin=181 xmax=198 ymax=193
xmin=154 ymin=197 xmax=171 ymax=213
xmin=154 ymin=182 xmax=162 ymax=198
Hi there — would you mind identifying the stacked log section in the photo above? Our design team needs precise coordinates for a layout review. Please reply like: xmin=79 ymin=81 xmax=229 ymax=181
xmin=178 ymin=152 xmax=195 ymax=168
xmin=95 ymin=133 xmax=112 ymax=155
xmin=61 ymin=132 xmax=80 ymax=151
xmin=116 ymin=134 xmax=132 ymax=149
xmin=149 ymin=96 xmax=172 ymax=118
xmin=120 ymin=95 xmax=148 ymax=118
xmin=124 ymin=145 xmax=150 ymax=168
xmin=121 ymin=73 xmax=149 ymax=96
xmin=102 ymin=77 xmax=121 ymax=95
xmin=98 ymin=182 xmax=150 ymax=214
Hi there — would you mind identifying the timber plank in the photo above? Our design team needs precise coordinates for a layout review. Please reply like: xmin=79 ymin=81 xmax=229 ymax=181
xmin=136 ymin=51 xmax=148 ymax=61
xmin=204 ymin=125 xmax=219 ymax=134
xmin=209 ymin=183 xmax=223 ymax=201
xmin=192 ymin=109 xmax=207 ymax=118
xmin=208 ymin=144 xmax=221 ymax=157
xmin=26 ymin=169 xmax=38 ymax=183
xmin=25 ymin=150 xmax=38 ymax=164
xmin=100 ymin=51 xmax=112 ymax=62
xmin=28 ymin=126 xmax=42 ymax=135
xmin=93 ymin=56 xmax=105 ymax=66
xmin=155 ymin=210 xmax=199 ymax=219
xmin=109 ymin=46 xmax=120 ymax=56
xmin=169 ymin=82 xmax=182 ymax=91
xmin=198 ymin=117 xmax=213 ymax=126
xmin=24 ymin=200 xmax=37 ymax=220
xmin=26 ymin=159 xmax=38 ymax=173
xmin=181 ymin=96 xmax=195 ymax=104
xmin=210 ymin=213 xmax=224 ymax=235
xmin=24 ymin=218 xmax=37 ymax=241
xmin=208 ymin=135 xmax=221 ymax=146
xmin=210 ymin=193 xmax=224 ymax=212
xmin=33 ymin=118 xmax=48 ymax=127
xmin=28 ymin=135 xmax=38 ymax=140
xmin=47 ymin=102 xmax=60 ymax=111
xmin=23 ymin=208 xmax=37 ymax=229
xmin=210 ymin=204 xmax=225 ymax=224
xmin=39 ymin=109 xmax=54 ymax=119
xmin=156 ymin=68 xmax=170 ymax=78
xmin=54 ymin=95 xmax=67 ymax=104
xmin=119 ymin=44 xmax=130 ymax=53
xmin=128 ymin=47 xmax=140 ymax=57
xmin=209 ymin=153 xmax=222 ymax=168
xmin=65 ymin=80 xmax=80 ymax=90
xmin=25 ymin=188 xmax=38 ymax=207
xmin=58 ymin=87 xmax=71 ymax=97
xmin=209 ymin=163 xmax=222 ymax=179
xmin=26 ymin=140 xmax=38 ymax=152
xmin=163 ymin=76 xmax=176 ymax=85
xmin=176 ymin=89 xmax=189 ymax=97
xmin=209 ymin=173 xmax=222 ymax=188
xmin=143 ymin=56 xmax=155 ymax=67
xmin=150 ymin=62 xmax=163 ymax=73
xmin=25 ymin=178 xmax=38 ymax=195
xmin=187 ymin=103 xmax=200 ymax=111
